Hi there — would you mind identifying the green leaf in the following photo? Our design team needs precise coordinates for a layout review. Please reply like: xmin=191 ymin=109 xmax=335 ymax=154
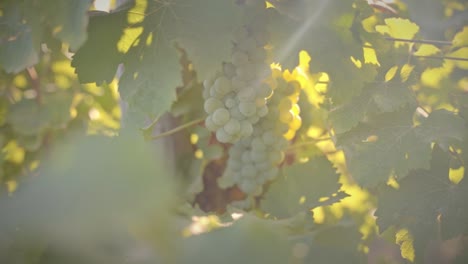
xmin=71 ymin=10 xmax=130 ymax=84
xmin=340 ymin=108 xmax=465 ymax=187
xmin=0 ymin=6 xmax=38 ymax=73
xmin=7 ymin=100 xmax=49 ymax=136
xmin=375 ymin=145 xmax=468 ymax=261
xmin=0 ymin=134 xmax=177 ymax=261
xmin=291 ymin=224 xmax=364 ymax=264
xmin=261 ymin=156 xmax=344 ymax=218
xmin=329 ymin=88 xmax=374 ymax=134
xmin=7 ymin=92 xmax=73 ymax=136
xmin=42 ymin=0 xmax=93 ymax=51
xmin=119 ymin=0 xmax=243 ymax=125
xmin=269 ymin=0 xmax=378 ymax=103
xmin=371 ymin=81 xmax=416 ymax=112
xmin=180 ymin=215 xmax=291 ymax=264
xmin=415 ymin=109 xmax=466 ymax=145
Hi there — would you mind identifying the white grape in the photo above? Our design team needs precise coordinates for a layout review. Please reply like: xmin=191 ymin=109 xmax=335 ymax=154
xmin=224 ymin=119 xmax=241 ymax=135
xmin=212 ymin=108 xmax=230 ymax=126
xmin=216 ymin=128 xmax=232 ymax=143
xmin=239 ymin=101 xmax=257 ymax=117
xmin=205 ymin=116 xmax=219 ymax=131
xmin=232 ymin=51 xmax=249 ymax=66
xmin=204 ymin=97 xmax=223 ymax=114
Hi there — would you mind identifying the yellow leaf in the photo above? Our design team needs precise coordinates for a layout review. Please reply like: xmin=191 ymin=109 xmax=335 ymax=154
xmin=413 ymin=44 xmax=440 ymax=56
xmin=448 ymin=47 xmax=468 ymax=70
xmin=363 ymin=43 xmax=380 ymax=66
xmin=396 ymin=229 xmax=415 ymax=262
xmin=376 ymin=18 xmax=419 ymax=47
xmin=400 ymin=64 xmax=414 ymax=82
xmin=420 ymin=62 xmax=454 ymax=88
xmin=452 ymin=26 xmax=468 ymax=48
xmin=449 ymin=166 xmax=464 ymax=184
xmin=385 ymin=65 xmax=398 ymax=82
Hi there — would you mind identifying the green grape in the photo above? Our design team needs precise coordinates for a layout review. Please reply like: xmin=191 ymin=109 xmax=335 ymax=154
xmin=213 ymin=76 xmax=232 ymax=96
xmin=239 ymin=101 xmax=257 ymax=117
xmin=230 ymin=106 xmax=244 ymax=120
xmin=239 ymin=179 xmax=257 ymax=194
xmin=257 ymin=105 xmax=268 ymax=117
xmin=257 ymin=83 xmax=273 ymax=98
xmin=251 ymin=137 xmax=267 ymax=151
xmin=248 ymin=47 xmax=267 ymax=62
xmin=279 ymin=110 xmax=293 ymax=123
xmin=233 ymin=27 xmax=249 ymax=43
xmin=237 ymin=38 xmax=256 ymax=52
xmin=231 ymin=76 xmax=246 ymax=91
xmin=269 ymin=151 xmax=285 ymax=165
xmin=212 ymin=108 xmax=230 ymax=126
xmin=255 ymin=97 xmax=266 ymax=107
xmin=224 ymin=119 xmax=241 ymax=135
xmin=204 ymin=97 xmax=224 ymax=114
xmin=240 ymin=120 xmax=253 ymax=137
xmin=241 ymin=151 xmax=251 ymax=163
xmin=251 ymin=149 xmax=267 ymax=163
xmin=237 ymin=87 xmax=256 ymax=102
xmin=205 ymin=115 xmax=219 ymax=131
xmin=241 ymin=165 xmax=257 ymax=178
xmin=279 ymin=97 xmax=293 ymax=112
xmin=232 ymin=51 xmax=249 ymax=66
xmin=216 ymin=128 xmax=232 ymax=143
xmin=262 ymin=131 xmax=277 ymax=145
xmin=225 ymin=97 xmax=237 ymax=109
xmin=248 ymin=115 xmax=260 ymax=124
xmin=223 ymin=62 xmax=236 ymax=79
xmin=236 ymin=64 xmax=256 ymax=81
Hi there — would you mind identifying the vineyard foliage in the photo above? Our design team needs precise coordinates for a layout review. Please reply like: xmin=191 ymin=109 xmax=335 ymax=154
xmin=0 ymin=0 xmax=467 ymax=263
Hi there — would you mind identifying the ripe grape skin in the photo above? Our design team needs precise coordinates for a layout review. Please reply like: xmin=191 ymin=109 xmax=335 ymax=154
xmin=204 ymin=97 xmax=223 ymax=114
xmin=212 ymin=108 xmax=230 ymax=126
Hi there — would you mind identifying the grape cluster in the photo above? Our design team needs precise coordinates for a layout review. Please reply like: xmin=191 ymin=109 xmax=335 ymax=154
xmin=203 ymin=16 xmax=272 ymax=143
xmin=217 ymin=70 xmax=302 ymax=201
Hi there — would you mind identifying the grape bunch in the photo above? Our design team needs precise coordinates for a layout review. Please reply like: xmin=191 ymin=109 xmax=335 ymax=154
xmin=203 ymin=13 xmax=272 ymax=143
xmin=217 ymin=69 xmax=302 ymax=203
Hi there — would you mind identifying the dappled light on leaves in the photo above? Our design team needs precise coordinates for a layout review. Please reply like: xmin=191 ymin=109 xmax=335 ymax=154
xmin=1 ymin=0 xmax=468 ymax=262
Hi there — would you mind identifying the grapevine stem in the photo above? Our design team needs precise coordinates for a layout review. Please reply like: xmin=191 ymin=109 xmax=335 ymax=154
xmin=384 ymin=37 xmax=452 ymax=46
xmin=413 ymin=55 xmax=468 ymax=62
xmin=151 ymin=117 xmax=204 ymax=140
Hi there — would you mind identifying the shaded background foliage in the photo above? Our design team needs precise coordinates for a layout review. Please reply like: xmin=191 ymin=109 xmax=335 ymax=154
xmin=0 ymin=0 xmax=467 ymax=263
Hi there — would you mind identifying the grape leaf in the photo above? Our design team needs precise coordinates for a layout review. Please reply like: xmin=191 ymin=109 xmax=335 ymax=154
xmin=0 ymin=134 xmax=177 ymax=261
xmin=7 ymin=92 xmax=73 ymax=136
xmin=180 ymin=215 xmax=291 ymax=264
xmin=117 ymin=0 xmax=242 ymax=125
xmin=339 ymin=108 xmax=465 ymax=187
xmin=329 ymin=88 xmax=375 ymax=134
xmin=0 ymin=6 xmax=38 ymax=73
xmin=291 ymin=224 xmax=364 ymax=264
xmin=452 ymin=26 xmax=468 ymax=48
xmin=371 ymin=81 xmax=416 ymax=112
xmin=269 ymin=0 xmax=378 ymax=103
xmin=329 ymin=81 xmax=416 ymax=134
xmin=41 ymin=0 xmax=93 ymax=51
xmin=375 ymin=145 xmax=468 ymax=261
xmin=71 ymin=10 xmax=130 ymax=84
xmin=7 ymin=100 xmax=49 ymax=136
xmin=261 ymin=156 xmax=345 ymax=218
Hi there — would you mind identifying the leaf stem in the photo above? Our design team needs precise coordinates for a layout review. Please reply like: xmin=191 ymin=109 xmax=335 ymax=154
xmin=151 ymin=117 xmax=204 ymax=140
